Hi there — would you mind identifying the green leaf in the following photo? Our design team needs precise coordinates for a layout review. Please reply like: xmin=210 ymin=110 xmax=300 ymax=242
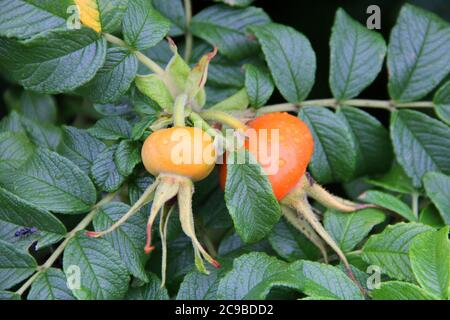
xmin=0 ymin=111 xmax=25 ymax=133
xmin=268 ymin=218 xmax=321 ymax=261
xmin=300 ymin=261 xmax=364 ymax=300
xmin=215 ymin=0 xmax=255 ymax=7
xmin=299 ymin=107 xmax=357 ymax=184
xmin=251 ymin=23 xmax=316 ymax=103
xmin=0 ymin=187 xmax=66 ymax=235
xmin=0 ymin=131 xmax=34 ymax=171
xmin=330 ymin=9 xmax=386 ymax=100
xmin=209 ymin=88 xmax=249 ymax=111
xmin=0 ymin=239 xmax=37 ymax=290
xmin=19 ymin=90 xmax=57 ymax=124
xmin=224 ymin=149 xmax=281 ymax=243
xmin=78 ymin=47 xmax=138 ymax=103
xmin=114 ymin=140 xmax=142 ymax=176
xmin=410 ymin=227 xmax=449 ymax=299
xmin=63 ymin=234 xmax=130 ymax=300
xmin=131 ymin=115 xmax=157 ymax=141
xmin=21 ymin=116 xmax=61 ymax=151
xmin=362 ymin=222 xmax=433 ymax=281
xmin=0 ymin=148 xmax=96 ymax=213
xmin=0 ymin=28 xmax=107 ymax=94
xmin=93 ymin=202 xmax=148 ymax=282
xmin=88 ymin=116 xmax=132 ymax=141
xmin=176 ymin=266 xmax=225 ymax=300
xmin=191 ymin=5 xmax=270 ymax=60
xmin=77 ymin=0 xmax=128 ymax=33
xmin=208 ymin=56 xmax=245 ymax=88
xmin=216 ymin=252 xmax=289 ymax=299
xmin=324 ymin=208 xmax=386 ymax=252
xmin=245 ymin=64 xmax=274 ymax=108
xmin=434 ymin=80 xmax=450 ymax=125
xmin=419 ymin=205 xmax=445 ymax=228
xmin=123 ymin=0 xmax=171 ymax=50
xmin=58 ymin=126 xmax=106 ymax=174
xmin=125 ymin=273 xmax=169 ymax=300
xmin=337 ymin=107 xmax=392 ymax=176
xmin=366 ymin=163 xmax=415 ymax=194
xmin=0 ymin=0 xmax=72 ymax=39
xmin=387 ymin=4 xmax=450 ymax=102
xmin=390 ymin=110 xmax=450 ymax=188
xmin=91 ymin=145 xmax=126 ymax=192
xmin=359 ymin=190 xmax=417 ymax=222
xmin=0 ymin=290 xmax=20 ymax=300
xmin=372 ymin=281 xmax=436 ymax=300
xmin=153 ymin=0 xmax=185 ymax=37
xmin=135 ymin=74 xmax=174 ymax=112
xmin=423 ymin=172 xmax=450 ymax=225
xmin=28 ymin=268 xmax=75 ymax=300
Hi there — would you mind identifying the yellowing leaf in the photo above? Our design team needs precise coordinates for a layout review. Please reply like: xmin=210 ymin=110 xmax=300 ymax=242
xmin=75 ymin=0 xmax=102 ymax=33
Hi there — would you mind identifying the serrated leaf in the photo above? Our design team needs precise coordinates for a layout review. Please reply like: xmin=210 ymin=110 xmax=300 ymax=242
xmin=153 ymin=0 xmax=185 ymax=37
xmin=410 ymin=227 xmax=449 ymax=299
xmin=209 ymin=88 xmax=249 ymax=111
xmin=330 ymin=9 xmax=386 ymax=100
xmin=324 ymin=208 xmax=386 ymax=252
xmin=63 ymin=234 xmax=130 ymax=300
xmin=131 ymin=115 xmax=157 ymax=141
xmin=299 ymin=107 xmax=356 ymax=184
xmin=218 ymin=232 xmax=273 ymax=257
xmin=176 ymin=267 xmax=224 ymax=300
xmin=224 ymin=149 xmax=281 ymax=243
xmin=75 ymin=0 xmax=128 ymax=33
xmin=28 ymin=268 xmax=75 ymax=300
xmin=423 ymin=172 xmax=450 ymax=225
xmin=362 ymin=222 xmax=433 ymax=281
xmin=268 ymin=218 xmax=320 ymax=261
xmin=93 ymin=202 xmax=148 ymax=282
xmin=390 ymin=110 xmax=450 ymax=188
xmin=0 ymin=239 xmax=37 ymax=290
xmin=245 ymin=64 xmax=274 ymax=108
xmin=20 ymin=90 xmax=57 ymax=124
xmin=366 ymin=163 xmax=415 ymax=194
xmin=433 ymin=80 xmax=450 ymax=125
xmin=58 ymin=126 xmax=106 ymax=174
xmin=251 ymin=23 xmax=316 ymax=103
xmin=0 ymin=0 xmax=72 ymax=39
xmin=191 ymin=5 xmax=270 ymax=60
xmin=300 ymin=261 xmax=364 ymax=300
xmin=337 ymin=107 xmax=392 ymax=176
xmin=372 ymin=281 xmax=436 ymax=300
xmin=79 ymin=47 xmax=138 ymax=103
xmin=216 ymin=252 xmax=288 ymax=299
xmin=0 ymin=148 xmax=96 ymax=213
xmin=0 ymin=28 xmax=107 ymax=94
xmin=359 ymin=190 xmax=416 ymax=222
xmin=125 ymin=273 xmax=169 ymax=300
xmin=91 ymin=145 xmax=126 ymax=192
xmin=88 ymin=116 xmax=132 ymax=140
xmin=0 ymin=131 xmax=34 ymax=171
xmin=387 ymin=4 xmax=450 ymax=102
xmin=0 ymin=187 xmax=66 ymax=235
xmin=123 ymin=0 xmax=171 ymax=50
xmin=114 ymin=140 xmax=142 ymax=176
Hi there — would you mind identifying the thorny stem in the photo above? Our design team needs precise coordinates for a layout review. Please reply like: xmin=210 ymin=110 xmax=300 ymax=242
xmin=103 ymin=33 xmax=165 ymax=76
xmin=15 ymin=192 xmax=117 ymax=296
xmin=256 ymin=99 xmax=435 ymax=115
xmin=183 ymin=0 xmax=193 ymax=62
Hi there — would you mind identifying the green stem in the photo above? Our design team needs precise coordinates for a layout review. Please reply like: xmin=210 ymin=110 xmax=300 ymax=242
xmin=103 ymin=33 xmax=165 ymax=76
xmin=15 ymin=192 xmax=117 ymax=296
xmin=183 ymin=0 xmax=193 ymax=62
xmin=173 ymin=94 xmax=188 ymax=127
xmin=257 ymin=99 xmax=434 ymax=115
xmin=411 ymin=192 xmax=419 ymax=219
xmin=200 ymin=110 xmax=248 ymax=131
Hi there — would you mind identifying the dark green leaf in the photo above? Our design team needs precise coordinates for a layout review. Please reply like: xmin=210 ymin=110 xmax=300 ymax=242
xmin=153 ymin=0 xmax=185 ymax=37
xmin=88 ymin=116 xmax=132 ymax=140
xmin=0 ymin=148 xmax=96 ymax=213
xmin=191 ymin=5 xmax=270 ymax=60
xmin=245 ymin=64 xmax=274 ymax=107
xmin=125 ymin=273 xmax=169 ymax=300
xmin=366 ymin=163 xmax=415 ymax=194
xmin=0 ymin=239 xmax=37 ymax=290
xmin=123 ymin=0 xmax=171 ymax=50
xmin=433 ymin=80 xmax=450 ymax=125
xmin=91 ymin=145 xmax=126 ymax=192
xmin=299 ymin=107 xmax=357 ymax=184
xmin=423 ymin=172 xmax=450 ymax=225
xmin=131 ymin=115 xmax=157 ymax=140
xmin=0 ymin=290 xmax=20 ymax=300
xmin=224 ymin=149 xmax=281 ymax=243
xmin=21 ymin=117 xmax=61 ymax=151
xmin=324 ymin=208 xmax=386 ymax=252
xmin=19 ymin=90 xmax=57 ymax=124
xmin=359 ymin=190 xmax=416 ymax=222
xmin=0 ymin=131 xmax=34 ymax=171
xmin=362 ymin=222 xmax=433 ymax=281
xmin=63 ymin=234 xmax=130 ymax=300
xmin=251 ymin=23 xmax=316 ymax=102
xmin=0 ymin=28 xmax=107 ymax=94
xmin=387 ymin=4 xmax=450 ymax=102
xmin=176 ymin=266 xmax=225 ymax=300
xmin=28 ymin=268 xmax=75 ymax=300
xmin=419 ymin=205 xmax=445 ymax=228
xmin=390 ymin=110 xmax=450 ymax=187
xmin=330 ymin=9 xmax=386 ymax=100
xmin=114 ymin=140 xmax=142 ymax=176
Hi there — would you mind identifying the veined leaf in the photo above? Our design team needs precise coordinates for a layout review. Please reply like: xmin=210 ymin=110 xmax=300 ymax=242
xmin=153 ymin=0 xmax=185 ymax=37
xmin=372 ymin=281 xmax=436 ymax=300
xmin=359 ymin=190 xmax=417 ymax=222
xmin=245 ymin=64 xmax=274 ymax=108
xmin=91 ymin=145 xmax=126 ymax=192
xmin=28 ymin=268 xmax=75 ymax=300
xmin=434 ymin=81 xmax=450 ymax=125
xmin=423 ymin=172 xmax=450 ymax=225
xmin=209 ymin=88 xmax=249 ymax=111
xmin=387 ymin=4 xmax=450 ymax=102
xmin=0 ymin=131 xmax=34 ymax=171
xmin=125 ymin=273 xmax=169 ymax=300
xmin=75 ymin=0 xmax=128 ymax=33
xmin=19 ymin=90 xmax=57 ymax=124
xmin=114 ymin=140 xmax=141 ymax=176
xmin=88 ymin=116 xmax=132 ymax=141
xmin=135 ymin=74 xmax=174 ymax=112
